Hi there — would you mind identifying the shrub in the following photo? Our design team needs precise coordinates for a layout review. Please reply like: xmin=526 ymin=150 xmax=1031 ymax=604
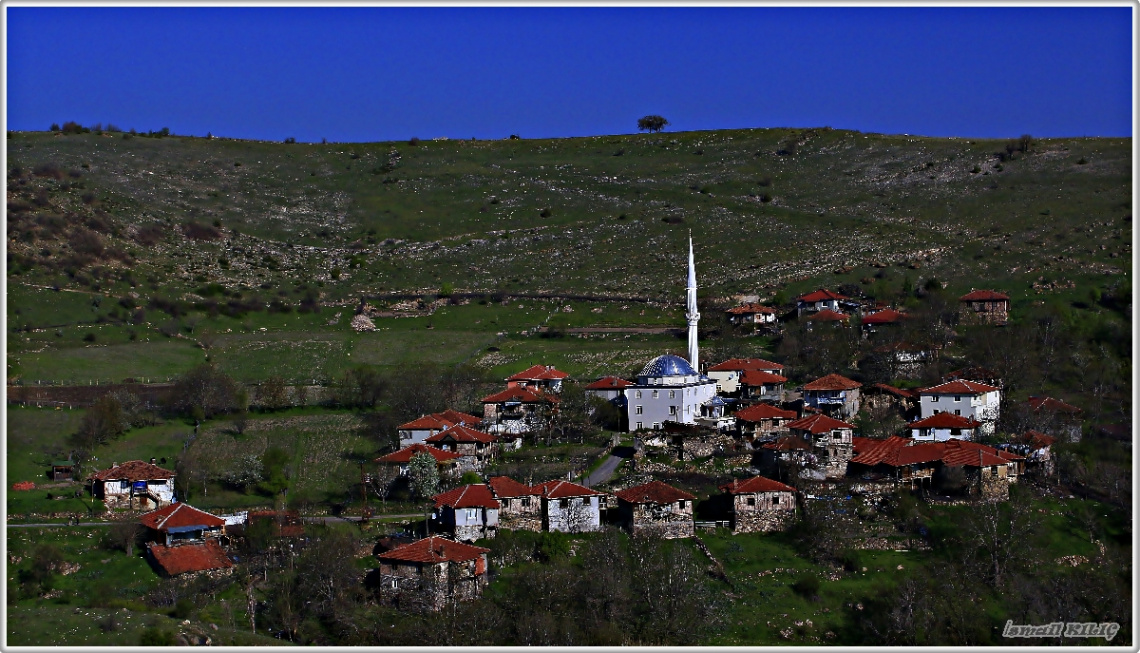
xmin=539 ymin=208 xmax=552 ymax=218
xmin=791 ymin=574 xmax=820 ymax=598
xmin=408 ymin=137 xmax=420 ymax=146
xmin=139 ymin=627 xmax=176 ymax=646
xmin=283 ymin=136 xmax=296 ymax=144
xmin=33 ymin=163 xmax=65 ymax=179
xmin=181 ymin=221 xmax=222 ymax=241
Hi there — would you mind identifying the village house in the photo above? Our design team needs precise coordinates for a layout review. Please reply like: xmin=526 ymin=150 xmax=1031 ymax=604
xmin=622 ymin=354 xmax=718 ymax=432
xmin=871 ymin=341 xmax=932 ymax=378
xmin=907 ymin=412 xmax=984 ymax=441
xmin=918 ymin=380 xmax=1002 ymax=435
xmin=735 ymin=402 xmax=799 ymax=440
xmin=786 ymin=413 xmax=857 ymax=477
xmin=801 ymin=373 xmax=862 ymax=419
xmin=796 ymin=289 xmax=852 ymax=315
xmin=806 ymin=308 xmax=850 ymax=328
xmin=756 ymin=435 xmax=815 ymax=477
xmin=376 ymin=443 xmax=463 ymax=478
xmin=859 ymin=307 xmax=906 ymax=335
xmin=738 ymin=369 xmax=788 ymax=402
xmin=942 ymin=366 xmax=1003 ymax=389
xmin=1001 ymin=430 xmax=1057 ymax=477
xmin=1025 ymin=396 xmax=1084 ymax=442
xmin=89 ymin=459 xmax=176 ymax=510
xmin=532 ymin=479 xmax=605 ymax=533
xmin=398 ymin=409 xmax=483 ymax=445
xmin=583 ymin=376 xmax=633 ymax=429
xmin=706 ymin=358 xmax=786 ymax=395
xmin=959 ymin=289 xmax=1011 ymax=325
xmin=848 ymin=437 xmax=1022 ymax=499
xmin=50 ymin=460 xmax=75 ymax=481
xmin=481 ymin=385 xmax=557 ymax=436
xmin=614 ymin=480 xmax=696 ymax=539
xmin=861 ymin=383 xmax=919 ymax=421
xmin=506 ymin=364 xmax=569 ymax=393
xmin=432 ymin=484 xmax=500 ymax=541
xmin=375 ymin=536 xmax=491 ymax=610
xmin=487 ymin=476 xmax=542 ymax=532
xmin=718 ymin=475 xmax=798 ymax=533
xmin=140 ymin=503 xmax=232 ymax=577
xmin=424 ymin=424 xmax=500 ymax=470
xmin=725 ymin=303 xmax=778 ymax=332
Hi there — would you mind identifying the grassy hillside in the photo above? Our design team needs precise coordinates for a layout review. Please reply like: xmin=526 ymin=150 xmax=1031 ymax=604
xmin=6 ymin=127 xmax=1131 ymax=384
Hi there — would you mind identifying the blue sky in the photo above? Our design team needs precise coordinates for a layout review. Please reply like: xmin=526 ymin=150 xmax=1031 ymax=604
xmin=5 ymin=6 xmax=1133 ymax=142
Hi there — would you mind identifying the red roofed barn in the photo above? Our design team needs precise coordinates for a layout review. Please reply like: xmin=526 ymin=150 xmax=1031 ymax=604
xmin=959 ymin=289 xmax=1010 ymax=325
xmin=614 ymin=481 xmax=696 ymax=539
xmin=719 ymin=476 xmax=798 ymax=533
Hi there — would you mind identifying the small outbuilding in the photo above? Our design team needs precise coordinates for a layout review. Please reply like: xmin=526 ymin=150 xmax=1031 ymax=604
xmin=719 ymin=476 xmax=798 ymax=533
xmin=614 ymin=480 xmax=696 ymax=539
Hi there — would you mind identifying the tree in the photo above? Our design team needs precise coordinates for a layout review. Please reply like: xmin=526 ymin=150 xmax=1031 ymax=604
xmin=367 ymin=464 xmax=400 ymax=509
xmin=258 ymin=447 xmax=291 ymax=496
xmin=168 ymin=363 xmax=245 ymax=419
xmin=335 ymin=365 xmax=387 ymax=408
xmin=254 ymin=376 xmax=291 ymax=411
xmin=71 ymin=394 xmax=126 ymax=450
xmin=108 ymin=522 xmax=144 ymax=557
xmin=407 ymin=452 xmax=440 ymax=500
xmin=637 ymin=115 xmax=669 ymax=133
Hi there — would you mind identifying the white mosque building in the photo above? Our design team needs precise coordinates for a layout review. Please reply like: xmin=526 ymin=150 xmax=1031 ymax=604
xmin=621 ymin=236 xmax=721 ymax=432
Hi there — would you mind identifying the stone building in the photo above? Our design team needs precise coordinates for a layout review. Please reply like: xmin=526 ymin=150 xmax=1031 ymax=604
xmin=786 ymin=413 xmax=857 ymax=477
xmin=375 ymin=444 xmax=462 ymax=478
xmin=89 ymin=460 xmax=176 ymax=510
xmin=481 ymin=386 xmax=556 ymax=436
xmin=917 ymin=379 xmax=1001 ymax=435
xmin=487 ymin=476 xmax=542 ymax=531
xmin=734 ymin=403 xmax=798 ymax=440
xmin=801 ymin=374 xmax=862 ymax=419
xmin=958 ymin=289 xmax=1010 ymax=325
xmin=907 ymin=412 xmax=984 ymax=442
xmin=532 ymin=479 xmax=605 ymax=533
xmin=140 ymin=502 xmax=232 ymax=577
xmin=398 ymin=409 xmax=483 ymax=446
xmin=506 ymin=364 xmax=569 ymax=393
xmin=431 ymin=484 xmax=500 ymax=541
xmin=739 ymin=370 xmax=788 ymax=402
xmin=706 ymin=358 xmax=785 ymax=394
xmin=425 ymin=425 xmax=500 ymax=470
xmin=613 ymin=480 xmax=695 ymax=539
xmin=375 ymin=536 xmax=491 ymax=610
xmin=719 ymin=476 xmax=798 ymax=533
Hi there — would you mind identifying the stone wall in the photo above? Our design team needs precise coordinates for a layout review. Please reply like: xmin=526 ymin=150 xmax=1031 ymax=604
xmin=733 ymin=508 xmax=796 ymax=533
xmin=626 ymin=502 xmax=694 ymax=539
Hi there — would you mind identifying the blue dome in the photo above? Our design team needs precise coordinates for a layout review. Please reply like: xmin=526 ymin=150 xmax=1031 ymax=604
xmin=640 ymin=354 xmax=697 ymax=378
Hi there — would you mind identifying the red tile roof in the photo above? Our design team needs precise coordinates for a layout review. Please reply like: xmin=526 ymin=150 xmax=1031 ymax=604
xmin=739 ymin=370 xmax=789 ymax=386
xmin=89 ymin=460 xmax=175 ymax=482
xmin=799 ymin=289 xmax=847 ymax=303
xmin=851 ymin=435 xmax=911 ymax=458
xmin=1026 ymin=396 xmax=1082 ymax=415
xmin=869 ymin=383 xmax=918 ymax=399
xmin=850 ymin=438 xmax=1019 ymax=468
xmin=959 ymin=289 xmax=1010 ymax=302
xmin=376 ymin=444 xmax=463 ymax=464
xmin=398 ymin=414 xmax=455 ymax=431
xmin=1016 ymin=430 xmax=1057 ymax=449
xmin=719 ymin=475 xmax=796 ymax=494
xmin=940 ymin=444 xmax=1010 ymax=468
xmin=726 ymin=303 xmax=777 ymax=315
xmin=807 ymin=309 xmax=848 ymax=322
xmin=487 ymin=476 xmax=539 ymax=498
xmin=802 ymin=374 xmax=862 ymax=391
xmin=481 ymin=386 xmax=554 ymax=404
xmin=861 ymin=308 xmax=906 ymax=324
xmin=759 ymin=435 xmax=812 ymax=451
xmin=377 ymin=536 xmax=490 ymax=564
xmin=147 ymin=540 xmax=232 ymax=576
xmin=435 ymin=409 xmax=483 ymax=425
xmin=908 ymin=413 xmax=983 ymax=430
xmin=531 ymin=479 xmax=604 ymax=499
xmin=920 ymin=380 xmax=1000 ymax=395
xmin=708 ymin=358 xmax=785 ymax=372
xmin=787 ymin=413 xmax=856 ymax=434
xmin=615 ymin=480 xmax=695 ymax=504
xmin=433 ymin=484 xmax=500 ymax=509
xmin=734 ymin=403 xmax=798 ymax=422
xmin=139 ymin=503 xmax=225 ymax=532
xmin=508 ymin=364 xmax=569 ymax=381
xmin=426 ymin=424 xmax=498 ymax=444
xmin=585 ymin=376 xmax=634 ymax=389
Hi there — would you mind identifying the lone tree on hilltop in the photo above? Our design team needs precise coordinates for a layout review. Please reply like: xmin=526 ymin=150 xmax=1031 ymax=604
xmin=637 ymin=115 xmax=670 ymax=133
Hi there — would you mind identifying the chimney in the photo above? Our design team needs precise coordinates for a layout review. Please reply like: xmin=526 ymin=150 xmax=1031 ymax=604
xmin=112 ymin=462 xmax=117 ymax=468
xmin=150 ymin=457 xmax=157 ymax=465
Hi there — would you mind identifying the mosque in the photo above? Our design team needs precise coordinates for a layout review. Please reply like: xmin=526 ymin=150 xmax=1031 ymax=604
xmin=621 ymin=236 xmax=722 ymax=432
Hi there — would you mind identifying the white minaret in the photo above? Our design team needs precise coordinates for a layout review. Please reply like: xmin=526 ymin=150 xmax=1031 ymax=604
xmin=685 ymin=233 xmax=700 ymax=372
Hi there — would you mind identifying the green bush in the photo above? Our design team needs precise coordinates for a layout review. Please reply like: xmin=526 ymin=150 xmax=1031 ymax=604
xmin=139 ymin=627 xmax=176 ymax=646
xmin=791 ymin=574 xmax=820 ymax=598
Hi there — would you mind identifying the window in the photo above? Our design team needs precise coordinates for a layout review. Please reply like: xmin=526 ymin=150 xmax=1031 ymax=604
xmin=932 ymin=396 xmax=939 ymax=403
xmin=669 ymin=405 xmax=677 ymax=416
xmin=391 ymin=579 xmax=398 ymax=589
xmin=954 ymin=396 xmax=961 ymax=402
xmin=950 ymin=428 xmax=961 ymax=436
xmin=522 ymin=497 xmax=531 ymax=507
xmin=635 ymin=405 xmax=643 ymax=415
xmin=466 ymin=508 xmax=478 ymax=521
xmin=954 ymin=409 xmax=961 ymax=416
xmin=581 ymin=497 xmax=590 ymax=505
xmin=502 ymin=498 xmax=511 ymax=509
xmin=635 ymin=390 xmax=642 ymax=399
xmin=653 ymin=422 xmax=661 ymax=429
xmin=669 ymin=390 xmax=676 ymax=399
xmin=652 ymin=390 xmax=659 ymax=399
xmin=746 ymin=497 xmax=756 ymax=506
xmin=678 ymin=500 xmax=687 ymax=509
xmin=560 ymin=499 xmax=568 ymax=508
xmin=636 ymin=421 xmax=644 ymax=430
xmin=773 ymin=495 xmax=781 ymax=505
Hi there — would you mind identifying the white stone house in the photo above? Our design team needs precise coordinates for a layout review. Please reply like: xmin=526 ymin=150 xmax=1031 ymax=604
xmin=432 ymin=484 xmax=500 ymax=541
xmin=89 ymin=460 xmax=176 ymax=510
xmin=918 ymin=380 xmax=1002 ymax=435
xmin=532 ymin=480 xmax=604 ymax=533
xmin=907 ymin=412 xmax=984 ymax=442
xmin=706 ymin=358 xmax=785 ymax=394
